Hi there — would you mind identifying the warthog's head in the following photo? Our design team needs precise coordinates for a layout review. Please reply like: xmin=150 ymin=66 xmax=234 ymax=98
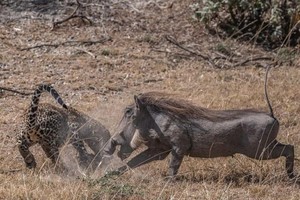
xmin=103 ymin=95 xmax=148 ymax=160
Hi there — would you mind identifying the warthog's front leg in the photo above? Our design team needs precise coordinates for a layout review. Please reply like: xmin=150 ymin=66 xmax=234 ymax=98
xmin=116 ymin=148 xmax=171 ymax=174
xmin=168 ymin=147 xmax=184 ymax=177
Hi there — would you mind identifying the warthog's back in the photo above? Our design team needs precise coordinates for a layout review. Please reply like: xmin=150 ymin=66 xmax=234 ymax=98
xmin=189 ymin=110 xmax=278 ymax=158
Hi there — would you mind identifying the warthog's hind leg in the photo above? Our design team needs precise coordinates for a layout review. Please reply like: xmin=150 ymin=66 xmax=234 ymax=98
xmin=252 ymin=140 xmax=295 ymax=179
xmin=268 ymin=142 xmax=295 ymax=179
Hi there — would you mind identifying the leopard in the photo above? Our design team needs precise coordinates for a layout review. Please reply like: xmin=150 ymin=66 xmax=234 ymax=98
xmin=16 ymin=84 xmax=111 ymax=172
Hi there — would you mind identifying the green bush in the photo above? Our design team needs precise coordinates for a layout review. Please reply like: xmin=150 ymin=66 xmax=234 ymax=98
xmin=191 ymin=0 xmax=300 ymax=49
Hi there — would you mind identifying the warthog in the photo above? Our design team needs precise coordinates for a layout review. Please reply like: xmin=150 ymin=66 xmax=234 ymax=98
xmin=103 ymin=67 xmax=295 ymax=178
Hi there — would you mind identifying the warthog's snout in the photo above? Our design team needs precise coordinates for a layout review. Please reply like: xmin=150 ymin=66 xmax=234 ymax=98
xmin=117 ymin=130 xmax=146 ymax=160
xmin=117 ymin=143 xmax=134 ymax=160
xmin=117 ymin=151 xmax=131 ymax=160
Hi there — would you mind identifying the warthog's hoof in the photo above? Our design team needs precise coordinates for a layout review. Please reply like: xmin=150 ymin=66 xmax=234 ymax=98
xmin=162 ymin=175 xmax=179 ymax=182
xmin=25 ymin=160 xmax=37 ymax=169
xmin=105 ymin=170 xmax=122 ymax=176
xmin=288 ymin=173 xmax=300 ymax=182
xmin=288 ymin=173 xmax=296 ymax=179
xmin=105 ymin=165 xmax=128 ymax=176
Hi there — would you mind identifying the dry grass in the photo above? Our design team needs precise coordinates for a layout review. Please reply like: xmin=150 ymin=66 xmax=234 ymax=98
xmin=1 ymin=0 xmax=300 ymax=199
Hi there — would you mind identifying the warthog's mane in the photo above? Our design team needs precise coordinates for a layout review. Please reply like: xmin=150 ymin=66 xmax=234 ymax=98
xmin=136 ymin=92 xmax=266 ymax=122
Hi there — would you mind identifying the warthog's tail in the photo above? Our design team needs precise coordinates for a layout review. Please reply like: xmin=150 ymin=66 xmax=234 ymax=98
xmin=264 ymin=65 xmax=274 ymax=118
xmin=28 ymin=84 xmax=68 ymax=128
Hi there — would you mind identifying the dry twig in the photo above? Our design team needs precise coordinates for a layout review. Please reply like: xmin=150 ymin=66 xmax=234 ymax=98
xmin=19 ymin=37 xmax=111 ymax=51
xmin=165 ymin=35 xmax=217 ymax=68
xmin=0 ymin=169 xmax=22 ymax=174
xmin=165 ymin=35 xmax=275 ymax=68
xmin=0 ymin=87 xmax=32 ymax=96
xmin=232 ymin=56 xmax=274 ymax=67
xmin=51 ymin=0 xmax=92 ymax=30
xmin=75 ymin=48 xmax=96 ymax=58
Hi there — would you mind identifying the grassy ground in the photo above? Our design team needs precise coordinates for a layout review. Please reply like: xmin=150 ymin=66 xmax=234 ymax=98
xmin=1 ymin=0 xmax=300 ymax=199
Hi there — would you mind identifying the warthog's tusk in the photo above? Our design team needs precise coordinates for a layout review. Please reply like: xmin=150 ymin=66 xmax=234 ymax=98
xmin=130 ymin=129 xmax=146 ymax=149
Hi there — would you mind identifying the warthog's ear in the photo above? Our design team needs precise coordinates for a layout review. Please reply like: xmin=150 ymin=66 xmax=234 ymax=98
xmin=134 ymin=95 xmax=145 ymax=111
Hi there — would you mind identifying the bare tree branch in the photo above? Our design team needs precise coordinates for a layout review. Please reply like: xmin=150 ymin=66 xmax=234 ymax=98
xmin=232 ymin=57 xmax=274 ymax=67
xmin=0 ymin=87 xmax=32 ymax=96
xmin=0 ymin=169 xmax=22 ymax=174
xmin=165 ymin=35 xmax=218 ymax=68
xmin=165 ymin=35 xmax=275 ymax=68
xmin=51 ymin=0 xmax=92 ymax=30
xmin=19 ymin=37 xmax=111 ymax=51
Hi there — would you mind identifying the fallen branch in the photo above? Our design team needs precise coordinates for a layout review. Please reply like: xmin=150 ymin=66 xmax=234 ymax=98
xmin=144 ymin=78 xmax=164 ymax=83
xmin=20 ymin=43 xmax=60 ymax=51
xmin=75 ymin=48 xmax=96 ymax=58
xmin=212 ymin=52 xmax=236 ymax=63
xmin=165 ymin=35 xmax=276 ymax=68
xmin=211 ymin=54 xmax=274 ymax=68
xmin=52 ymin=15 xmax=92 ymax=30
xmin=165 ymin=35 xmax=218 ymax=68
xmin=0 ymin=169 xmax=22 ymax=174
xmin=232 ymin=56 xmax=274 ymax=67
xmin=0 ymin=87 xmax=32 ymax=96
xmin=19 ymin=37 xmax=111 ymax=51
xmin=51 ymin=0 xmax=92 ymax=30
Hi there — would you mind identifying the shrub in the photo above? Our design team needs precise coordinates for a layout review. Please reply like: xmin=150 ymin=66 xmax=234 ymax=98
xmin=191 ymin=0 xmax=300 ymax=49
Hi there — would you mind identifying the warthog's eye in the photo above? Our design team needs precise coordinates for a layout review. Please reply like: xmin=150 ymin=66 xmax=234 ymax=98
xmin=132 ymin=114 xmax=136 ymax=121
xmin=125 ymin=108 xmax=133 ymax=117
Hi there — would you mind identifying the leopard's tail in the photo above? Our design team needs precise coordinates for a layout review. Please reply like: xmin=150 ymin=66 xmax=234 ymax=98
xmin=28 ymin=84 xmax=68 ymax=127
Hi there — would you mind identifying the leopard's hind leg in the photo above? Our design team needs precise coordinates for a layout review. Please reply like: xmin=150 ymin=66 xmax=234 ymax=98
xmin=17 ymin=134 xmax=37 ymax=169
xmin=71 ymin=132 xmax=94 ymax=170
xmin=40 ymin=142 xmax=60 ymax=166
